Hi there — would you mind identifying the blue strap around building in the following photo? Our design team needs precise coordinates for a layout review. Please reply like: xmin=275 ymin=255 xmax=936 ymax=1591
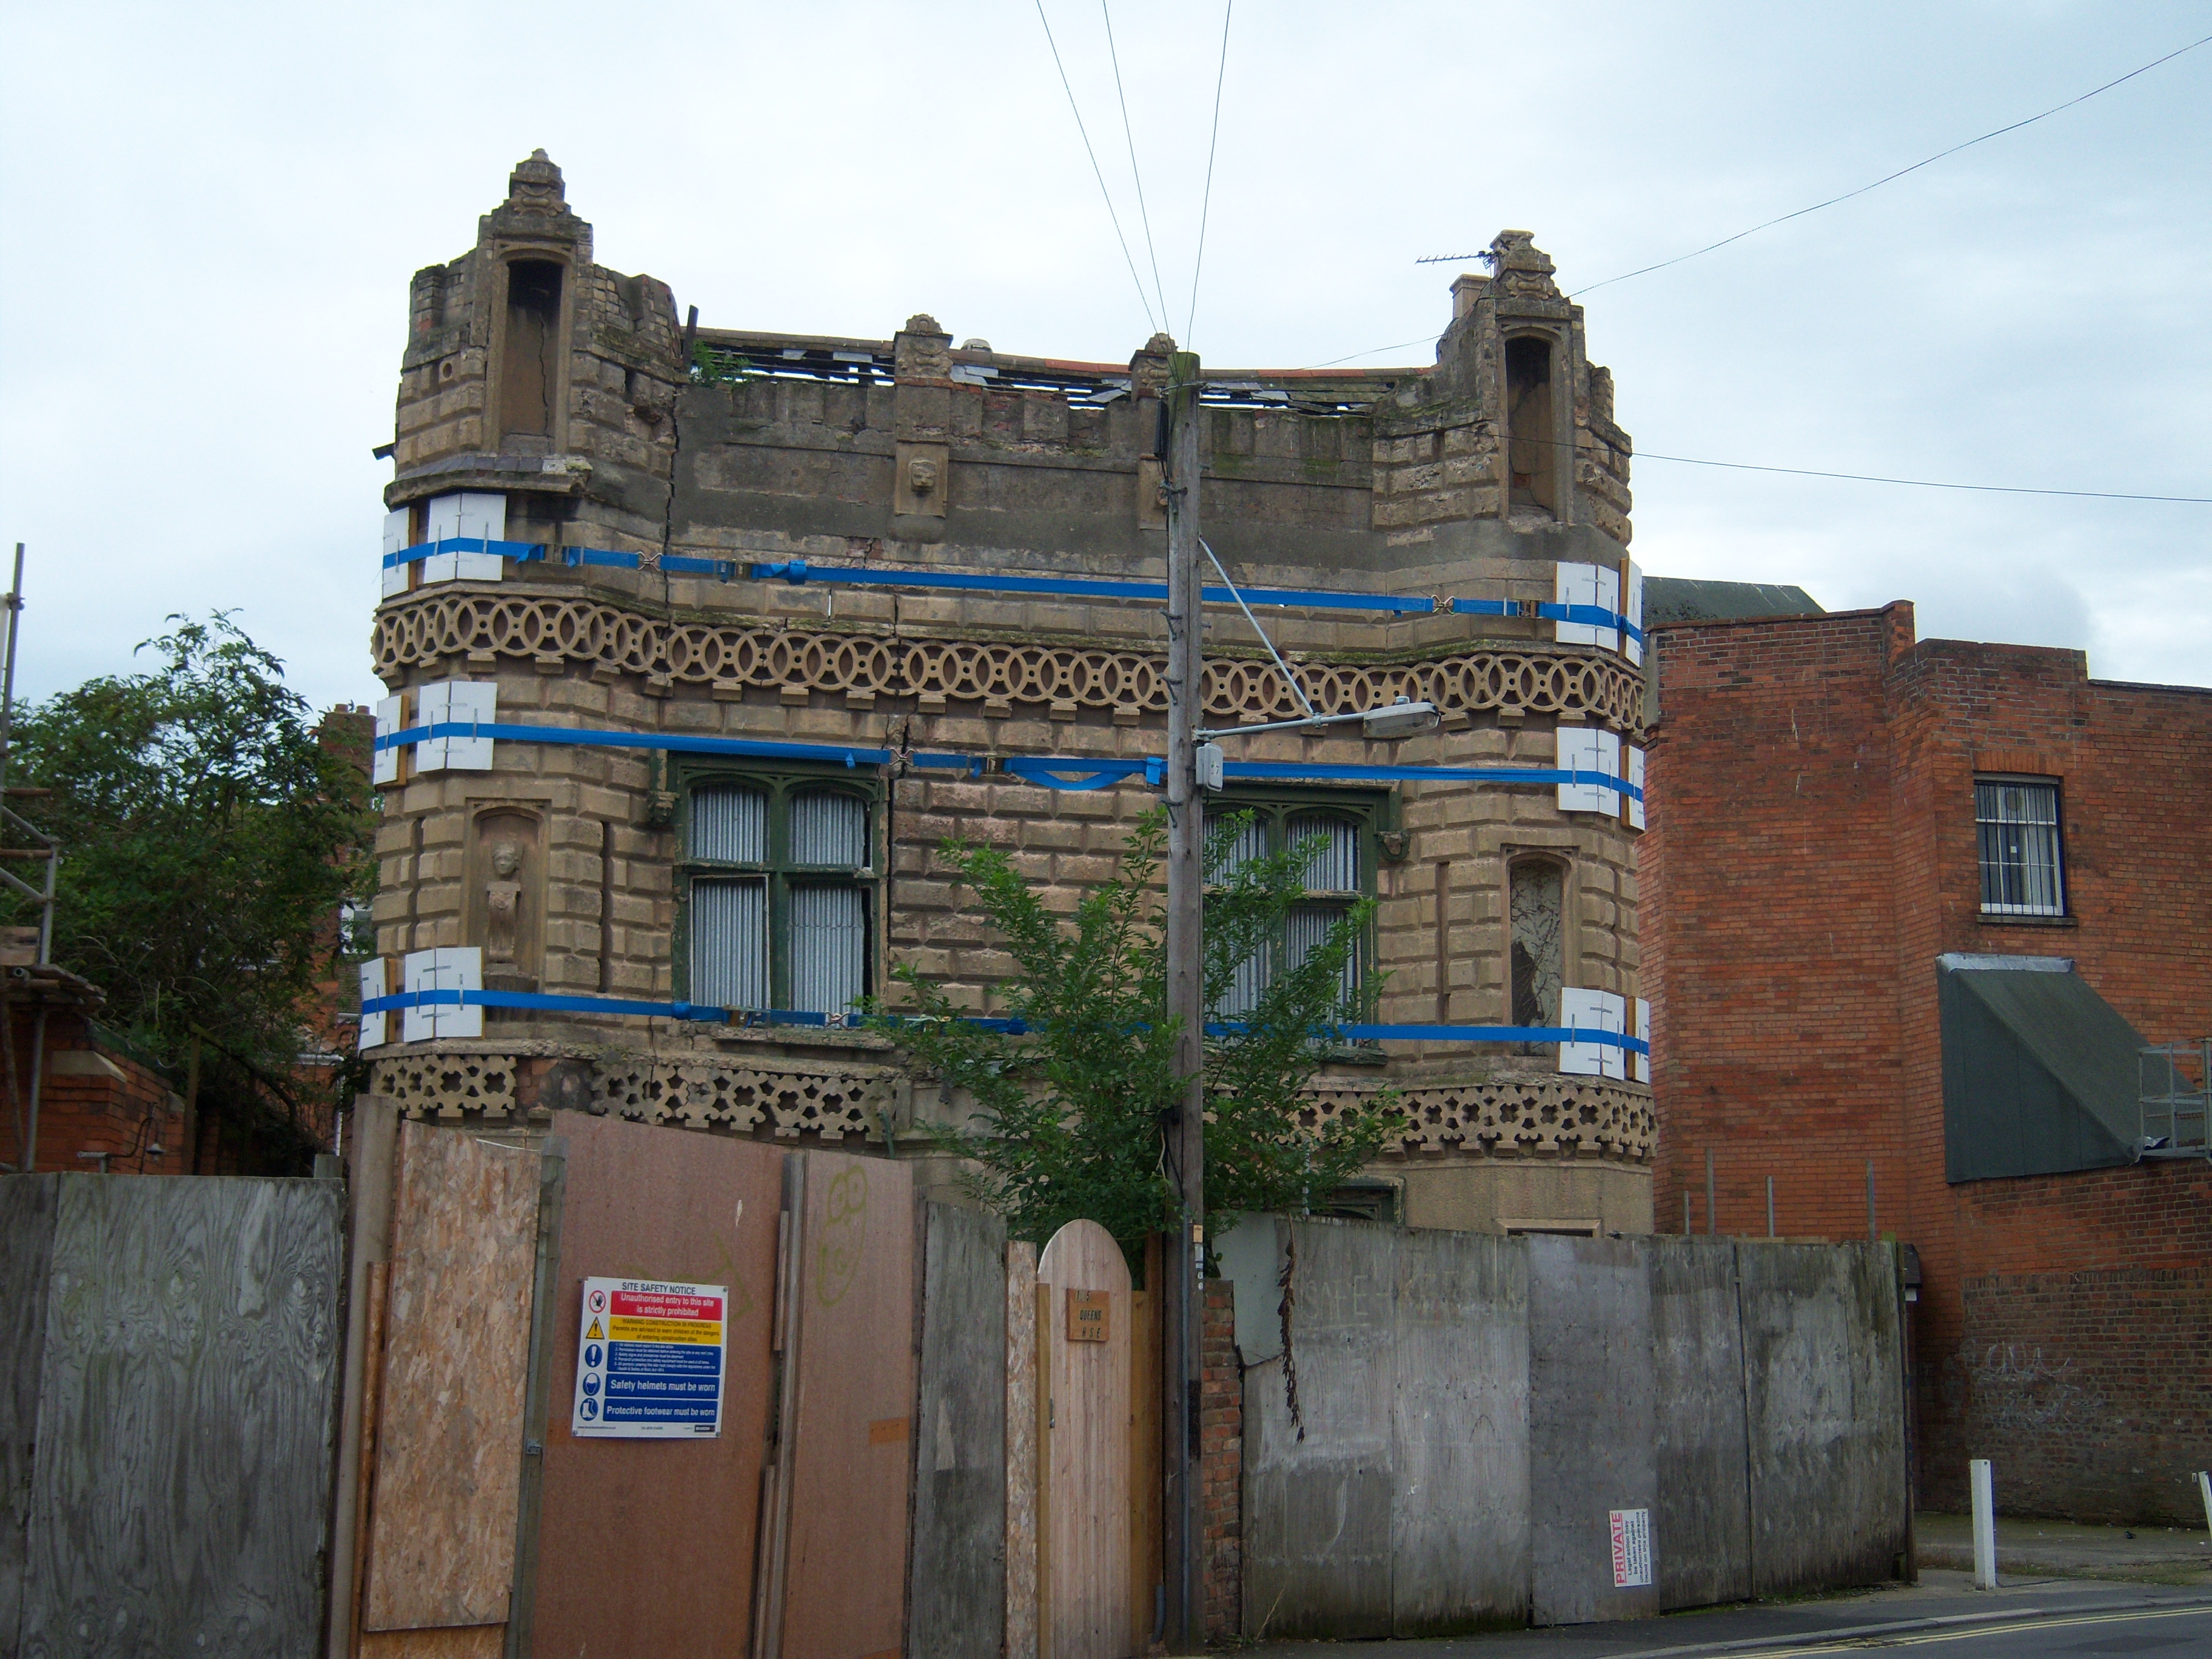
xmin=1001 ymin=753 xmax=1641 ymax=802
xmin=385 ymin=537 xmax=549 ymax=569
xmin=364 ymin=986 xmax=1034 ymax=1034
xmin=374 ymin=720 xmax=985 ymax=775
xmin=1335 ymin=1022 xmax=1647 ymax=1053
xmin=752 ymin=558 xmax=1438 ymax=614
xmin=1449 ymin=595 xmax=1644 ymax=645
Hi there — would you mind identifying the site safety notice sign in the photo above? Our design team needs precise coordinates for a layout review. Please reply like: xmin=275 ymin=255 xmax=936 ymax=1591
xmin=571 ymin=1278 xmax=727 ymax=1439
xmin=1609 ymin=1507 xmax=1653 ymax=1588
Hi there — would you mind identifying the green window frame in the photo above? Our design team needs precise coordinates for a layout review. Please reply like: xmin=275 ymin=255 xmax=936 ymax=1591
xmin=673 ymin=761 xmax=880 ymax=1019
xmin=1203 ymin=789 xmax=1384 ymax=1022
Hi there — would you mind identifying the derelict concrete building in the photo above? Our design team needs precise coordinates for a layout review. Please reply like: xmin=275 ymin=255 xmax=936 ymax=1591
xmin=363 ymin=151 xmax=1654 ymax=1232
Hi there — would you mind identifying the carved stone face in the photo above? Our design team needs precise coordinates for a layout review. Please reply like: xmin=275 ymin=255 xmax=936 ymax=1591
xmin=491 ymin=842 xmax=521 ymax=879
xmin=907 ymin=457 xmax=939 ymax=497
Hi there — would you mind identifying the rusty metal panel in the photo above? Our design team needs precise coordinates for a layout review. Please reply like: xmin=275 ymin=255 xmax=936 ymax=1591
xmin=1037 ymin=1219 xmax=1133 ymax=1659
xmin=1004 ymin=1239 xmax=1040 ymax=1659
xmin=363 ymin=1124 xmax=542 ymax=1632
xmin=527 ymin=1112 xmax=783 ymax=1658
xmin=907 ymin=1201 xmax=1007 ymax=1659
xmin=779 ymin=1149 xmax=917 ymax=1659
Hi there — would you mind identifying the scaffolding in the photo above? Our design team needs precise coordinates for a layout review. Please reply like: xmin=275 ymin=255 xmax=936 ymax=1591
xmin=0 ymin=543 xmax=59 ymax=1172
xmin=2139 ymin=1039 xmax=2211 ymax=1159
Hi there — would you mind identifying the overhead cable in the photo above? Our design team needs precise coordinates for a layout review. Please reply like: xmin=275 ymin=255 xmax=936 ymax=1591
xmin=1411 ymin=31 xmax=2212 ymax=292
xmin=1101 ymin=1 xmax=1173 ymax=330
xmin=1185 ymin=0 xmax=1234 ymax=345
xmin=1034 ymin=0 xmax=1159 ymax=333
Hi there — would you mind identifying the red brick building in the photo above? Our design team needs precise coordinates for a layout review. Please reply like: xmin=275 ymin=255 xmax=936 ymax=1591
xmin=0 ymin=962 xmax=189 ymax=1176
xmin=1644 ymin=600 xmax=2211 ymax=1524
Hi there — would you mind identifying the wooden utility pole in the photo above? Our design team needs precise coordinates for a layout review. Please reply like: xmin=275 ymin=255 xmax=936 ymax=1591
xmin=1160 ymin=350 xmax=1205 ymax=1651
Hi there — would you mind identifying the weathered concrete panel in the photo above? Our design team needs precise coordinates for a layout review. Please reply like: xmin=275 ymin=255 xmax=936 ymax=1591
xmin=1242 ymin=1219 xmax=1396 ymax=1641
xmin=908 ymin=1201 xmax=1008 ymax=1659
xmin=1648 ymin=1238 xmax=1752 ymax=1609
xmin=1527 ymin=1234 xmax=1660 ymax=1626
xmin=1004 ymin=1239 xmax=1039 ymax=1659
xmin=1391 ymin=1228 xmax=1529 ymax=1635
xmin=0 ymin=1176 xmax=58 ymax=1648
xmin=1740 ymin=1243 xmax=1908 ymax=1595
xmin=22 ymin=1176 xmax=343 ymax=1658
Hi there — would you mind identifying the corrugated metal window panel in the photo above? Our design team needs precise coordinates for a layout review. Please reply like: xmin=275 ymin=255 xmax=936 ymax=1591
xmin=691 ymin=877 xmax=768 ymax=1009
xmin=790 ymin=789 xmax=868 ymax=868
xmin=1286 ymin=814 xmax=1359 ymax=893
xmin=1205 ymin=809 xmax=1270 ymax=877
xmin=1976 ymin=780 xmax=2064 ymax=915
xmin=1287 ymin=901 xmax=1358 ymax=1002
xmin=692 ymin=785 xmax=767 ymax=863
xmin=1214 ymin=944 xmax=1270 ymax=1018
xmin=789 ymin=883 xmax=866 ymax=1015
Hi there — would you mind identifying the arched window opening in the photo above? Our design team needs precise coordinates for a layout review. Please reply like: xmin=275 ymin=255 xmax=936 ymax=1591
xmin=1505 ymin=335 xmax=1557 ymax=515
xmin=499 ymin=260 xmax=563 ymax=452
xmin=1509 ymin=857 xmax=1564 ymax=1033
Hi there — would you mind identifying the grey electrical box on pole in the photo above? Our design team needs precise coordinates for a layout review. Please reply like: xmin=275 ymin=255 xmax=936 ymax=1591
xmin=1161 ymin=349 xmax=1205 ymax=1652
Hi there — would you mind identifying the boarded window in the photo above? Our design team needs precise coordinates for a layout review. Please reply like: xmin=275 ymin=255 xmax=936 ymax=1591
xmin=692 ymin=877 xmax=769 ymax=1009
xmin=499 ymin=260 xmax=563 ymax=449
xmin=1976 ymin=779 xmax=2064 ymax=916
xmin=1205 ymin=802 xmax=1369 ymax=1021
xmin=1510 ymin=860 xmax=1564 ymax=1028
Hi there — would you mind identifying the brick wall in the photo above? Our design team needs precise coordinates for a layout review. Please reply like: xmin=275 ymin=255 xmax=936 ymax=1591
xmin=1201 ymin=1278 xmax=1242 ymax=1643
xmin=1646 ymin=605 xmax=2212 ymax=1522
xmin=0 ymin=1007 xmax=185 ymax=1176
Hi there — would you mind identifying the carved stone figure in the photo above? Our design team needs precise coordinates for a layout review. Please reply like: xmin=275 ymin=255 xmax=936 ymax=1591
xmin=486 ymin=841 xmax=523 ymax=963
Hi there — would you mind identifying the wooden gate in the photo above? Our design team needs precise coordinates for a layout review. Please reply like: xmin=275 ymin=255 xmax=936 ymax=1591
xmin=1036 ymin=1220 xmax=1134 ymax=1659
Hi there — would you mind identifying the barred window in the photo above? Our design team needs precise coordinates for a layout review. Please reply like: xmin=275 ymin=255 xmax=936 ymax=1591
xmin=1976 ymin=778 xmax=2064 ymax=917
xmin=1205 ymin=799 xmax=1371 ymax=1019
xmin=682 ymin=775 xmax=873 ymax=1017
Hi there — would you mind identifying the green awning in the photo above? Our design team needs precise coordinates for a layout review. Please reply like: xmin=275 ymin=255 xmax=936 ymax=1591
xmin=1939 ymin=957 xmax=2151 ymax=1182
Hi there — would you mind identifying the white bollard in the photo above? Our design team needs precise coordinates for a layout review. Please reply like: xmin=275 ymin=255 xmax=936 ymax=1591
xmin=2199 ymin=1470 xmax=2211 ymax=1537
xmin=1970 ymin=1459 xmax=1997 ymax=1589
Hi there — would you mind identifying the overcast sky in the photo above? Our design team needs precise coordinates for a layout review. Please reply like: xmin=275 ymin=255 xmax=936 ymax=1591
xmin=2 ymin=1 xmax=2206 ymax=712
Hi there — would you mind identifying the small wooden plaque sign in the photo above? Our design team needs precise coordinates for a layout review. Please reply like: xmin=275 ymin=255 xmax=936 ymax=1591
xmin=1065 ymin=1288 xmax=1110 ymax=1343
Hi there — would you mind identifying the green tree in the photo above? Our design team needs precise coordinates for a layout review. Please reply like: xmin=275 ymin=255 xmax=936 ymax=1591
xmin=6 ymin=614 xmax=374 ymax=1170
xmin=869 ymin=808 xmax=1399 ymax=1259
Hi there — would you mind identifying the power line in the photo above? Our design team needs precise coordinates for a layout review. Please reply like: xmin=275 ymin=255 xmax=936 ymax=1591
xmin=1185 ymin=0 xmax=1234 ymax=346
xmin=1413 ymin=30 xmax=2212 ymax=295
xmin=1034 ymin=0 xmax=1159 ymax=334
xmin=1632 ymin=449 xmax=2211 ymax=504
xmin=1101 ymin=1 xmax=1172 ymax=332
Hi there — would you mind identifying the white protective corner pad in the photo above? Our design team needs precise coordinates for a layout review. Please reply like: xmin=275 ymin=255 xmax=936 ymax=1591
xmin=1634 ymin=997 xmax=1651 ymax=1084
xmin=1556 ymin=726 xmax=1623 ymax=815
xmin=358 ymin=960 xmax=390 ymax=1050
xmin=1558 ymin=985 xmax=1627 ymax=1080
xmin=1626 ymin=744 xmax=1646 ymax=831
xmin=401 ymin=947 xmax=484 ymax=1042
xmin=413 ymin=680 xmax=497 ymax=773
xmin=372 ymin=693 xmax=406 ymax=787
xmin=1621 ymin=558 xmax=1644 ymax=668
xmin=1555 ymin=561 xmax=1621 ymax=654
xmin=381 ymin=508 xmax=411 ymax=600
xmin=421 ymin=492 xmax=508 ymax=583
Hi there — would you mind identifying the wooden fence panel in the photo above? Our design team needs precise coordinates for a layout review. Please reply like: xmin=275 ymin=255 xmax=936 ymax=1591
xmin=1649 ymin=1238 xmax=1752 ymax=1609
xmin=0 ymin=1175 xmax=58 ymax=1652
xmin=1037 ymin=1219 xmax=1133 ymax=1659
xmin=1527 ymin=1234 xmax=1659 ymax=1627
xmin=528 ymin=1112 xmax=782 ymax=1658
xmin=907 ymin=1201 xmax=1008 ymax=1659
xmin=1390 ymin=1227 xmax=1529 ymax=1635
xmin=1241 ymin=1219 xmax=1396 ymax=1642
xmin=776 ymin=1148 xmax=917 ymax=1659
xmin=361 ymin=1123 xmax=543 ymax=1633
xmin=19 ymin=1175 xmax=343 ymax=1658
xmin=1741 ymin=1243 xmax=1908 ymax=1595
xmin=1004 ymin=1239 xmax=1041 ymax=1659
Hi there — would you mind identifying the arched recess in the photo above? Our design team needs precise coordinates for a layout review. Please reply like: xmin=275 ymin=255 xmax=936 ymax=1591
xmin=1506 ymin=853 xmax=1568 ymax=1034
xmin=1504 ymin=332 xmax=1560 ymax=516
xmin=495 ymin=256 xmax=568 ymax=454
